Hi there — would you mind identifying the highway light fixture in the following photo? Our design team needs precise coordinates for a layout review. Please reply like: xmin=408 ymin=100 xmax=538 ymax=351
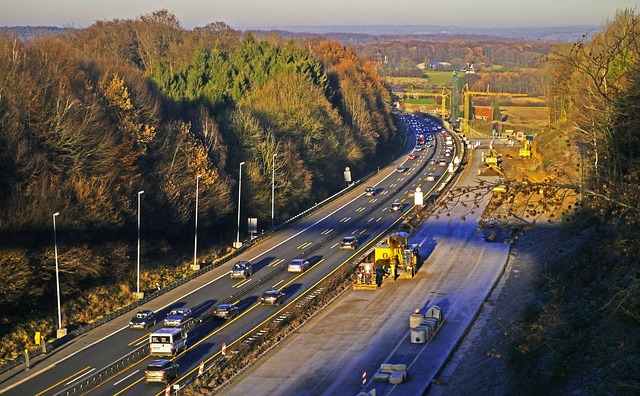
xmin=194 ymin=175 xmax=201 ymax=269
xmin=52 ymin=212 xmax=63 ymax=332
xmin=137 ymin=190 xmax=144 ymax=296
xmin=235 ymin=162 xmax=245 ymax=248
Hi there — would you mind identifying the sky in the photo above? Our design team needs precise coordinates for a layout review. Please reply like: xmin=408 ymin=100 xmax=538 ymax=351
xmin=0 ymin=0 xmax=637 ymax=30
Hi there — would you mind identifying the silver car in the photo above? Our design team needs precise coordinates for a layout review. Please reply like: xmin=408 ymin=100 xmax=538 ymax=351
xmin=288 ymin=258 xmax=310 ymax=272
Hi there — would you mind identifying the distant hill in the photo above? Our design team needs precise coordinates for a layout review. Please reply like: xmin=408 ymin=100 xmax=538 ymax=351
xmin=1 ymin=24 xmax=600 ymax=44
xmin=244 ymin=24 xmax=600 ymax=43
xmin=0 ymin=26 xmax=70 ymax=40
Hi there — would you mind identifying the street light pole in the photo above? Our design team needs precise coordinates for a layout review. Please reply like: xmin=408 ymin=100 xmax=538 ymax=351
xmin=194 ymin=175 xmax=201 ymax=268
xmin=235 ymin=162 xmax=245 ymax=248
xmin=272 ymin=154 xmax=276 ymax=228
xmin=137 ymin=190 xmax=144 ymax=296
xmin=52 ymin=212 xmax=62 ymax=330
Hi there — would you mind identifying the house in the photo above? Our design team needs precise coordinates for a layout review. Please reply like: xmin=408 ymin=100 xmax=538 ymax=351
xmin=474 ymin=107 xmax=494 ymax=121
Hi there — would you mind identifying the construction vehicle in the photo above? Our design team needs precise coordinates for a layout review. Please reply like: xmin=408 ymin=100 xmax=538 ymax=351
xmin=519 ymin=136 xmax=533 ymax=158
xmin=353 ymin=262 xmax=389 ymax=290
xmin=493 ymin=178 xmax=509 ymax=194
xmin=482 ymin=148 xmax=502 ymax=166
xmin=479 ymin=148 xmax=505 ymax=177
xmin=353 ymin=232 xmax=421 ymax=290
xmin=374 ymin=232 xmax=420 ymax=280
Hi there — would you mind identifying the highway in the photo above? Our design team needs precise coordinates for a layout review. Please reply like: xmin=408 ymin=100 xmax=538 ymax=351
xmin=0 ymin=114 xmax=454 ymax=396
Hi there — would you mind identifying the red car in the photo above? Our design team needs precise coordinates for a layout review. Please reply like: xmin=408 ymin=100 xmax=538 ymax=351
xmin=408 ymin=154 xmax=417 ymax=160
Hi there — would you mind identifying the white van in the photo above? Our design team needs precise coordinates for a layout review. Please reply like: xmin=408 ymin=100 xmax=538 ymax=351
xmin=149 ymin=328 xmax=188 ymax=356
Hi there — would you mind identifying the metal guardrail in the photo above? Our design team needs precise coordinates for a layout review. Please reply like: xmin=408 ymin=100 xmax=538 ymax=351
xmin=54 ymin=345 xmax=150 ymax=396
xmin=2 ymin=124 xmax=431 ymax=391
xmin=0 ymin=168 xmax=380 ymax=377
xmin=49 ymin=123 xmax=462 ymax=395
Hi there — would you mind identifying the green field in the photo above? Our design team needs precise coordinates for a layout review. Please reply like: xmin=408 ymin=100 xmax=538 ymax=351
xmin=421 ymin=71 xmax=455 ymax=86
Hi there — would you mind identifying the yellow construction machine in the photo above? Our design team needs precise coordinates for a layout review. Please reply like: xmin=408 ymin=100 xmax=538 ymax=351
xmin=353 ymin=232 xmax=421 ymax=290
xmin=374 ymin=232 xmax=420 ymax=280
xmin=519 ymin=137 xmax=532 ymax=158
xmin=482 ymin=148 xmax=502 ymax=166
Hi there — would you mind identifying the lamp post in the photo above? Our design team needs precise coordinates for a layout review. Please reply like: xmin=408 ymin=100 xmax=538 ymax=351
xmin=235 ymin=162 xmax=245 ymax=248
xmin=272 ymin=154 xmax=276 ymax=228
xmin=193 ymin=175 xmax=201 ymax=269
xmin=136 ymin=190 xmax=144 ymax=297
xmin=52 ymin=212 xmax=63 ymax=333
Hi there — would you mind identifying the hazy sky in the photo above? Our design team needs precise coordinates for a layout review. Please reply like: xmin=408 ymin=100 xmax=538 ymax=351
xmin=0 ymin=0 xmax=637 ymax=29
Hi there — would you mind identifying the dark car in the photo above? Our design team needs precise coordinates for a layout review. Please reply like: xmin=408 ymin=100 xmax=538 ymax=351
xmin=213 ymin=303 xmax=239 ymax=320
xmin=364 ymin=186 xmax=375 ymax=196
xmin=396 ymin=166 xmax=408 ymax=173
xmin=129 ymin=310 xmax=157 ymax=329
xmin=230 ymin=261 xmax=252 ymax=279
xmin=260 ymin=290 xmax=286 ymax=305
xmin=428 ymin=158 xmax=437 ymax=166
xmin=390 ymin=202 xmax=403 ymax=212
xmin=144 ymin=359 xmax=180 ymax=384
xmin=163 ymin=308 xmax=192 ymax=327
xmin=340 ymin=236 xmax=358 ymax=250
xmin=438 ymin=159 xmax=447 ymax=167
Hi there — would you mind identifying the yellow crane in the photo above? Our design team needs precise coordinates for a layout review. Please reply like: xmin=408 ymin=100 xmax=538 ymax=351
xmin=398 ymin=87 xmax=451 ymax=118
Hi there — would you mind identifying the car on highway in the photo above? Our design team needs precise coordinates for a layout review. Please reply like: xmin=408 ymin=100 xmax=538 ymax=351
xmin=260 ymin=290 xmax=286 ymax=305
xmin=428 ymin=158 xmax=437 ymax=166
xmin=408 ymin=154 xmax=417 ymax=160
xmin=213 ymin=303 xmax=240 ymax=319
xmin=364 ymin=186 xmax=375 ymax=196
xmin=396 ymin=166 xmax=408 ymax=173
xmin=426 ymin=173 xmax=436 ymax=182
xmin=230 ymin=260 xmax=252 ymax=279
xmin=438 ymin=159 xmax=448 ymax=167
xmin=288 ymin=258 xmax=310 ymax=272
xmin=389 ymin=202 xmax=403 ymax=212
xmin=340 ymin=236 xmax=358 ymax=250
xmin=144 ymin=359 xmax=180 ymax=384
xmin=129 ymin=310 xmax=157 ymax=329
xmin=414 ymin=146 xmax=424 ymax=151
xmin=163 ymin=308 xmax=192 ymax=327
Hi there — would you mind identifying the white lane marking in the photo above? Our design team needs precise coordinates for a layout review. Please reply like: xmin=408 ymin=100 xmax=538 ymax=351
xmin=6 ymin=155 xmax=409 ymax=393
xmin=272 ymin=280 xmax=284 ymax=288
xmin=330 ymin=242 xmax=339 ymax=249
xmin=65 ymin=368 xmax=96 ymax=385
xmin=113 ymin=370 xmax=140 ymax=386
xmin=4 ymin=270 xmax=233 ymax=392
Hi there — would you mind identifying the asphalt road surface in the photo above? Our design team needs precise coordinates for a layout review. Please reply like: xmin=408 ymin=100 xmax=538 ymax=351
xmin=220 ymin=138 xmax=507 ymax=396
xmin=0 ymin=116 xmax=453 ymax=396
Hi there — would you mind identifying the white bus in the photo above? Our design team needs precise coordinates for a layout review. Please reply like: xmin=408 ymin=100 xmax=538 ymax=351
xmin=149 ymin=327 xmax=188 ymax=356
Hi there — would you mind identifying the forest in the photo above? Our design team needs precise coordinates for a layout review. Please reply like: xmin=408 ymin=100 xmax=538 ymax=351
xmin=0 ymin=10 xmax=397 ymax=360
